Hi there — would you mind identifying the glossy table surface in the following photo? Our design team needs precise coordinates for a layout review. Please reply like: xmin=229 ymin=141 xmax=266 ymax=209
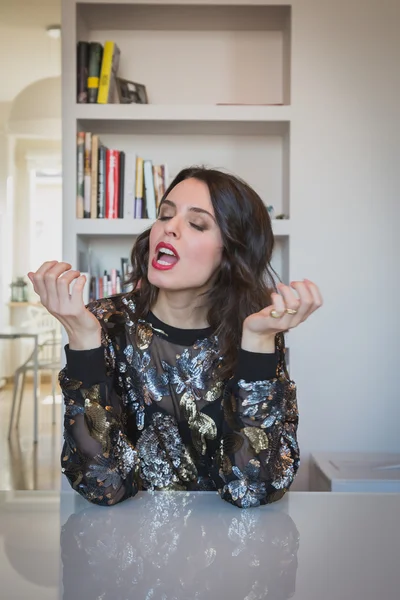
xmin=0 ymin=490 xmax=399 ymax=600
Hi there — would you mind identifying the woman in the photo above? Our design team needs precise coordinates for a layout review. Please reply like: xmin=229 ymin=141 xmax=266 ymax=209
xmin=28 ymin=166 xmax=323 ymax=508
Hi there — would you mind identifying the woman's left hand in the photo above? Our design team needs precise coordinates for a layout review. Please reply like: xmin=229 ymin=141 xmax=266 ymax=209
xmin=243 ymin=279 xmax=323 ymax=339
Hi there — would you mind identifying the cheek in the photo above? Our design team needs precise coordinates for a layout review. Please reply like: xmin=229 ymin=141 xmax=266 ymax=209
xmin=187 ymin=236 xmax=222 ymax=271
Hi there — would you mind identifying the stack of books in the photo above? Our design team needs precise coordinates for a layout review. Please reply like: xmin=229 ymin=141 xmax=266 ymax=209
xmin=76 ymin=132 xmax=169 ymax=219
xmin=77 ymin=40 xmax=121 ymax=104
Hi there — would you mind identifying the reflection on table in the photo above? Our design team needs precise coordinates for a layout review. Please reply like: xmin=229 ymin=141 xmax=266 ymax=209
xmin=61 ymin=491 xmax=299 ymax=600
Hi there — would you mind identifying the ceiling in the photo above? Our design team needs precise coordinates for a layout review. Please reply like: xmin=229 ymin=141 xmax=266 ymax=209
xmin=0 ymin=0 xmax=61 ymax=103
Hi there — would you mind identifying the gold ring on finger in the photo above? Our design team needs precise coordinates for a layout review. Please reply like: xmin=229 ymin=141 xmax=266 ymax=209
xmin=285 ymin=308 xmax=298 ymax=315
xmin=271 ymin=309 xmax=284 ymax=319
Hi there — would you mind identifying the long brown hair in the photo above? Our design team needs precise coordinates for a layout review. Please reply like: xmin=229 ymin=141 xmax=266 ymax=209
xmin=127 ymin=166 xmax=281 ymax=380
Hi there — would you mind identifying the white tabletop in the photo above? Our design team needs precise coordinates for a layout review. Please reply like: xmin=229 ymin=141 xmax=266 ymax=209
xmin=311 ymin=452 xmax=400 ymax=482
xmin=0 ymin=326 xmax=56 ymax=338
xmin=0 ymin=490 xmax=399 ymax=600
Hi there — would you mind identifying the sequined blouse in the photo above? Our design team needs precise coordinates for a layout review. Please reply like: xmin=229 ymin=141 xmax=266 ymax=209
xmin=59 ymin=292 xmax=300 ymax=508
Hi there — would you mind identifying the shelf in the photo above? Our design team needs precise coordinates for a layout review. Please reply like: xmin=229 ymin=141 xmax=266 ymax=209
xmin=75 ymin=219 xmax=153 ymax=236
xmin=77 ymin=2 xmax=291 ymax=32
xmin=74 ymin=218 xmax=291 ymax=237
xmin=76 ymin=104 xmax=291 ymax=136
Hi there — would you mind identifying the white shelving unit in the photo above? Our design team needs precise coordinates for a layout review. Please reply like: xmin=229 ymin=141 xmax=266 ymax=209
xmin=62 ymin=0 xmax=292 ymax=290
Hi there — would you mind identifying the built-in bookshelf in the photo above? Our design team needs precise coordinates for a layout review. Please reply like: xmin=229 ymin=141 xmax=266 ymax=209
xmin=62 ymin=0 xmax=292 ymax=309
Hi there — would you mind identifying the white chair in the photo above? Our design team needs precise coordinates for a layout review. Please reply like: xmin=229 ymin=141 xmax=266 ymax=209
xmin=8 ymin=306 xmax=62 ymax=440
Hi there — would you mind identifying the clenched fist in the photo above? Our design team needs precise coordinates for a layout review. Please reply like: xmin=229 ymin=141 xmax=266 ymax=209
xmin=27 ymin=261 xmax=101 ymax=350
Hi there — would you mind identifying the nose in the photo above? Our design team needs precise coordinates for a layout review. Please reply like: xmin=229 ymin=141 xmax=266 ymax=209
xmin=163 ymin=214 xmax=181 ymax=238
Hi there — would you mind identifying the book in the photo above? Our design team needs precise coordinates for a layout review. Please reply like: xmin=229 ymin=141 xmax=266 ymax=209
xmin=144 ymin=159 xmax=157 ymax=219
xmin=77 ymin=42 xmax=89 ymax=103
xmin=76 ymin=132 xmax=85 ymax=218
xmin=118 ymin=151 xmax=125 ymax=218
xmin=123 ymin=152 xmax=136 ymax=219
xmin=134 ymin=156 xmax=144 ymax=218
xmin=84 ymin=132 xmax=92 ymax=218
xmin=97 ymin=41 xmax=121 ymax=104
xmin=90 ymin=134 xmax=99 ymax=219
xmin=153 ymin=164 xmax=167 ymax=210
xmin=97 ymin=145 xmax=106 ymax=218
xmin=106 ymin=149 xmax=120 ymax=218
xmin=87 ymin=42 xmax=103 ymax=103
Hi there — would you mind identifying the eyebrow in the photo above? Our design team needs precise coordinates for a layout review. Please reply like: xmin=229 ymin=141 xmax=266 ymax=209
xmin=159 ymin=199 xmax=216 ymax=223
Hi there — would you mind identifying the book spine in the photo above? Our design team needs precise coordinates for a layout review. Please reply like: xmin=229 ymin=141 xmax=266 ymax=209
xmin=76 ymin=132 xmax=85 ymax=218
xmin=77 ymin=42 xmax=89 ymax=103
xmin=143 ymin=159 xmax=157 ymax=219
xmin=84 ymin=132 xmax=92 ymax=218
xmin=135 ymin=197 xmax=143 ymax=219
xmin=111 ymin=268 xmax=117 ymax=295
xmin=118 ymin=151 xmax=125 ymax=218
xmin=134 ymin=156 xmax=144 ymax=218
xmin=106 ymin=149 xmax=119 ymax=218
xmin=90 ymin=135 xmax=99 ymax=219
xmin=97 ymin=145 xmax=106 ymax=218
xmin=87 ymin=43 xmax=103 ymax=104
xmin=123 ymin=152 xmax=136 ymax=219
xmin=98 ymin=42 xmax=120 ymax=104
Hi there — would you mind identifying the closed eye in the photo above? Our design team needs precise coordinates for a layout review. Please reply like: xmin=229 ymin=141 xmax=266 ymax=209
xmin=158 ymin=216 xmax=205 ymax=231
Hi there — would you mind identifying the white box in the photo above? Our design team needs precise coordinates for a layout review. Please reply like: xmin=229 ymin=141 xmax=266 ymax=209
xmin=310 ymin=452 xmax=400 ymax=493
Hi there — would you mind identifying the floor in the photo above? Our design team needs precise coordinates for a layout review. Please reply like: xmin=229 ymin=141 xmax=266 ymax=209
xmin=0 ymin=380 xmax=62 ymax=491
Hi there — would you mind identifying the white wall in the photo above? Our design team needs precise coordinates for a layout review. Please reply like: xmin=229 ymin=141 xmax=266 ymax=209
xmin=0 ymin=0 xmax=61 ymax=103
xmin=289 ymin=0 xmax=400 ymax=489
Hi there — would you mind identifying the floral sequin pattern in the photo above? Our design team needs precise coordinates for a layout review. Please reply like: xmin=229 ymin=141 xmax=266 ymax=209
xmin=221 ymin=459 xmax=266 ymax=509
xmin=161 ymin=338 xmax=222 ymax=454
xmin=136 ymin=412 xmax=198 ymax=490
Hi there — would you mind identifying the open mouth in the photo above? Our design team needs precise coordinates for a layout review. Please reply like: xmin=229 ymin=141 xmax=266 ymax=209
xmin=152 ymin=243 xmax=180 ymax=270
xmin=156 ymin=247 xmax=179 ymax=266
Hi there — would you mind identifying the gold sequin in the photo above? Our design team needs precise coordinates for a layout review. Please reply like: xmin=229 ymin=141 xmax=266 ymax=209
xmin=242 ymin=427 xmax=269 ymax=454
xmin=136 ymin=323 xmax=154 ymax=350
xmin=84 ymin=400 xmax=112 ymax=454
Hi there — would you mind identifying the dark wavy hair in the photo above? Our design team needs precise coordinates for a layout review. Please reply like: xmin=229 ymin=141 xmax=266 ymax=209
xmin=127 ymin=166 xmax=281 ymax=380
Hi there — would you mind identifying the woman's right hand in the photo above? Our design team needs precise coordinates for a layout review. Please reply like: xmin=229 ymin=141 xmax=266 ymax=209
xmin=27 ymin=261 xmax=102 ymax=350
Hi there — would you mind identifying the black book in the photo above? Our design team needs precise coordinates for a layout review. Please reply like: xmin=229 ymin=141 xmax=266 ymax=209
xmin=87 ymin=42 xmax=103 ymax=103
xmin=118 ymin=151 xmax=125 ymax=218
xmin=97 ymin=145 xmax=107 ymax=218
xmin=77 ymin=41 xmax=89 ymax=103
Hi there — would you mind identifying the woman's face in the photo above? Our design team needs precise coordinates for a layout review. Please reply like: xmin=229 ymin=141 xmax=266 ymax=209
xmin=148 ymin=178 xmax=223 ymax=291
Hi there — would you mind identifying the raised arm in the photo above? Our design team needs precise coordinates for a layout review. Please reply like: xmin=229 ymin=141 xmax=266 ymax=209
xmin=27 ymin=261 xmax=140 ymax=506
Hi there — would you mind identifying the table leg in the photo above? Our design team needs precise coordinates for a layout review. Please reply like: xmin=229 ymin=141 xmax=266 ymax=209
xmin=33 ymin=335 xmax=38 ymax=444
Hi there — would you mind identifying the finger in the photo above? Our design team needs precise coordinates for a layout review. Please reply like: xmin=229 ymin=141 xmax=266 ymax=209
xmin=28 ymin=260 xmax=58 ymax=284
xmin=270 ymin=291 xmax=286 ymax=318
xmin=68 ymin=274 xmax=88 ymax=313
xmin=44 ymin=262 xmax=73 ymax=310
xmin=290 ymin=281 xmax=313 ymax=322
xmin=57 ymin=270 xmax=82 ymax=313
xmin=277 ymin=283 xmax=301 ymax=312
xmin=29 ymin=261 xmax=59 ymax=304
xmin=304 ymin=279 xmax=324 ymax=310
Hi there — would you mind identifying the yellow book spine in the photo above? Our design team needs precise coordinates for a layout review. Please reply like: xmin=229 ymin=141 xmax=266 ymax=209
xmin=135 ymin=157 xmax=144 ymax=198
xmin=97 ymin=42 xmax=114 ymax=104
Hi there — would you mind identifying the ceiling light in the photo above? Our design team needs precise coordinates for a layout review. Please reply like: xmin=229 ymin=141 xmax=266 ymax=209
xmin=46 ymin=25 xmax=61 ymax=39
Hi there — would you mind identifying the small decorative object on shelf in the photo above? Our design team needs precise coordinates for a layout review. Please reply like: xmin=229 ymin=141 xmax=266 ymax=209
xmin=267 ymin=205 xmax=275 ymax=219
xmin=116 ymin=78 xmax=148 ymax=104
xmin=275 ymin=213 xmax=289 ymax=220
xmin=10 ymin=277 xmax=28 ymax=303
